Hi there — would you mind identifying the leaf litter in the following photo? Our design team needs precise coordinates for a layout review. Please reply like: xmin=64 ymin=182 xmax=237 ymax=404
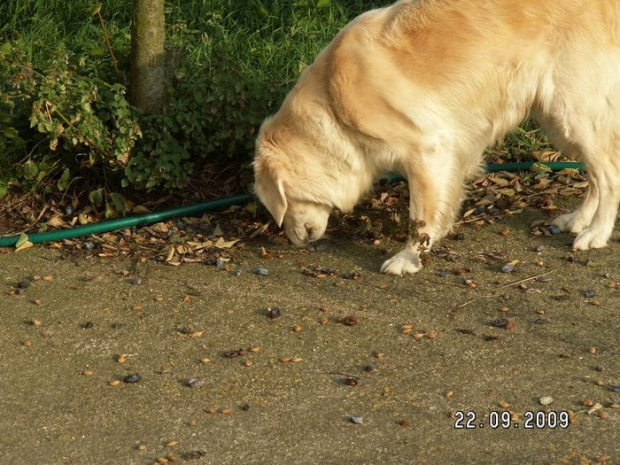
xmin=2 ymin=165 xmax=590 ymax=278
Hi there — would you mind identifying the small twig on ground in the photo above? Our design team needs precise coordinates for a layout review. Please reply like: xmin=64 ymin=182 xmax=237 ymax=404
xmin=325 ymin=372 xmax=360 ymax=380
xmin=455 ymin=269 xmax=556 ymax=309
xmin=453 ymin=214 xmax=488 ymax=226
xmin=456 ymin=295 xmax=495 ymax=309
xmin=21 ymin=205 xmax=49 ymax=234
xmin=424 ymin=278 xmax=473 ymax=289
xmin=249 ymin=222 xmax=271 ymax=239
xmin=496 ymin=268 xmax=556 ymax=290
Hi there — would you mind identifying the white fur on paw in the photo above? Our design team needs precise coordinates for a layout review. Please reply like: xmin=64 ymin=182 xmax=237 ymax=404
xmin=572 ymin=228 xmax=609 ymax=250
xmin=380 ymin=249 xmax=422 ymax=275
xmin=552 ymin=212 xmax=589 ymax=234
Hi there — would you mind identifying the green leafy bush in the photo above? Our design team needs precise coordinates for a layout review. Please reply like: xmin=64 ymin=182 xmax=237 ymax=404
xmin=29 ymin=52 xmax=141 ymax=168
xmin=1 ymin=42 xmax=140 ymax=197
xmin=0 ymin=1 xmax=390 ymax=201
xmin=0 ymin=0 xmax=550 ymax=207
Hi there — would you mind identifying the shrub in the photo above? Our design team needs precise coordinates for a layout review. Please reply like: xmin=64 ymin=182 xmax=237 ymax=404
xmin=0 ymin=0 xmax=551 ymax=206
xmin=0 ymin=1 xmax=391 ymax=201
xmin=0 ymin=42 xmax=140 ymax=197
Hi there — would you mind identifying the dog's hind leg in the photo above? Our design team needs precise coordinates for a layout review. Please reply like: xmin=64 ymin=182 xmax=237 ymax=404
xmin=543 ymin=119 xmax=620 ymax=249
xmin=539 ymin=100 xmax=620 ymax=246
xmin=572 ymin=147 xmax=620 ymax=249
xmin=380 ymin=149 xmax=469 ymax=275
xmin=535 ymin=51 xmax=620 ymax=249
xmin=551 ymin=178 xmax=599 ymax=234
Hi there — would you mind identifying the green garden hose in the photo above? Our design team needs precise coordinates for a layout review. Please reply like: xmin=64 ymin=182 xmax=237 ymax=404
xmin=485 ymin=161 xmax=583 ymax=172
xmin=0 ymin=194 xmax=252 ymax=247
xmin=0 ymin=161 xmax=585 ymax=247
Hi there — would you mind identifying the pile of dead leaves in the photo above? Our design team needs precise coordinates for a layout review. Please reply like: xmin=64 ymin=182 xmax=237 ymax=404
xmin=0 ymin=164 xmax=589 ymax=267
xmin=338 ymin=164 xmax=587 ymax=243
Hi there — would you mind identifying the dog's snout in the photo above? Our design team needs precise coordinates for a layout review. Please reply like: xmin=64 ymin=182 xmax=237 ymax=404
xmin=281 ymin=203 xmax=330 ymax=246
xmin=289 ymin=234 xmax=308 ymax=246
xmin=285 ymin=226 xmax=309 ymax=246
xmin=284 ymin=224 xmax=321 ymax=246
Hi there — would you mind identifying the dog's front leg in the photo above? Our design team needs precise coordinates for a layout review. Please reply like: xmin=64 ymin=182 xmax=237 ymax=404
xmin=381 ymin=159 xmax=465 ymax=275
xmin=379 ymin=220 xmax=434 ymax=275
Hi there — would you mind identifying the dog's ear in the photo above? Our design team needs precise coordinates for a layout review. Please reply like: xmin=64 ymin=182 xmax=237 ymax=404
xmin=254 ymin=157 xmax=288 ymax=227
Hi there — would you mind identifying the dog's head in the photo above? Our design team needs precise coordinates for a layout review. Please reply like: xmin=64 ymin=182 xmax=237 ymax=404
xmin=253 ymin=119 xmax=333 ymax=246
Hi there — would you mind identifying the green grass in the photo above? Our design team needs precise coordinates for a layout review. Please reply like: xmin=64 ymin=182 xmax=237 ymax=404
xmin=0 ymin=0 xmax=385 ymax=78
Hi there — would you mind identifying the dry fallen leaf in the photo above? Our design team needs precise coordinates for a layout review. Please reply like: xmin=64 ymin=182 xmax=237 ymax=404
xmin=214 ymin=236 xmax=239 ymax=249
xmin=402 ymin=325 xmax=415 ymax=334
xmin=46 ymin=216 xmax=66 ymax=228
xmin=587 ymin=403 xmax=603 ymax=415
xmin=16 ymin=239 xmax=34 ymax=252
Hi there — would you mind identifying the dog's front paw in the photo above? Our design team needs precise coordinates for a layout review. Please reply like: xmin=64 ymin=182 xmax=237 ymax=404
xmin=572 ymin=227 xmax=610 ymax=250
xmin=380 ymin=249 xmax=422 ymax=275
xmin=552 ymin=211 xmax=590 ymax=234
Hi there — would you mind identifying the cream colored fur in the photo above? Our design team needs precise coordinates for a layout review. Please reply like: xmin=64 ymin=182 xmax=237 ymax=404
xmin=254 ymin=0 xmax=620 ymax=275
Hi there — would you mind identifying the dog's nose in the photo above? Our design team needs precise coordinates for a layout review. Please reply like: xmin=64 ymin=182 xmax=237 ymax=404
xmin=286 ymin=229 xmax=309 ymax=246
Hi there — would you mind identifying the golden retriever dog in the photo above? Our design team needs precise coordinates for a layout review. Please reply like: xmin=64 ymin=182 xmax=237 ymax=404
xmin=254 ymin=0 xmax=620 ymax=275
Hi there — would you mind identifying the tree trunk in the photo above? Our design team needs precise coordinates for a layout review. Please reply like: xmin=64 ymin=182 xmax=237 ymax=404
xmin=130 ymin=0 xmax=166 ymax=113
